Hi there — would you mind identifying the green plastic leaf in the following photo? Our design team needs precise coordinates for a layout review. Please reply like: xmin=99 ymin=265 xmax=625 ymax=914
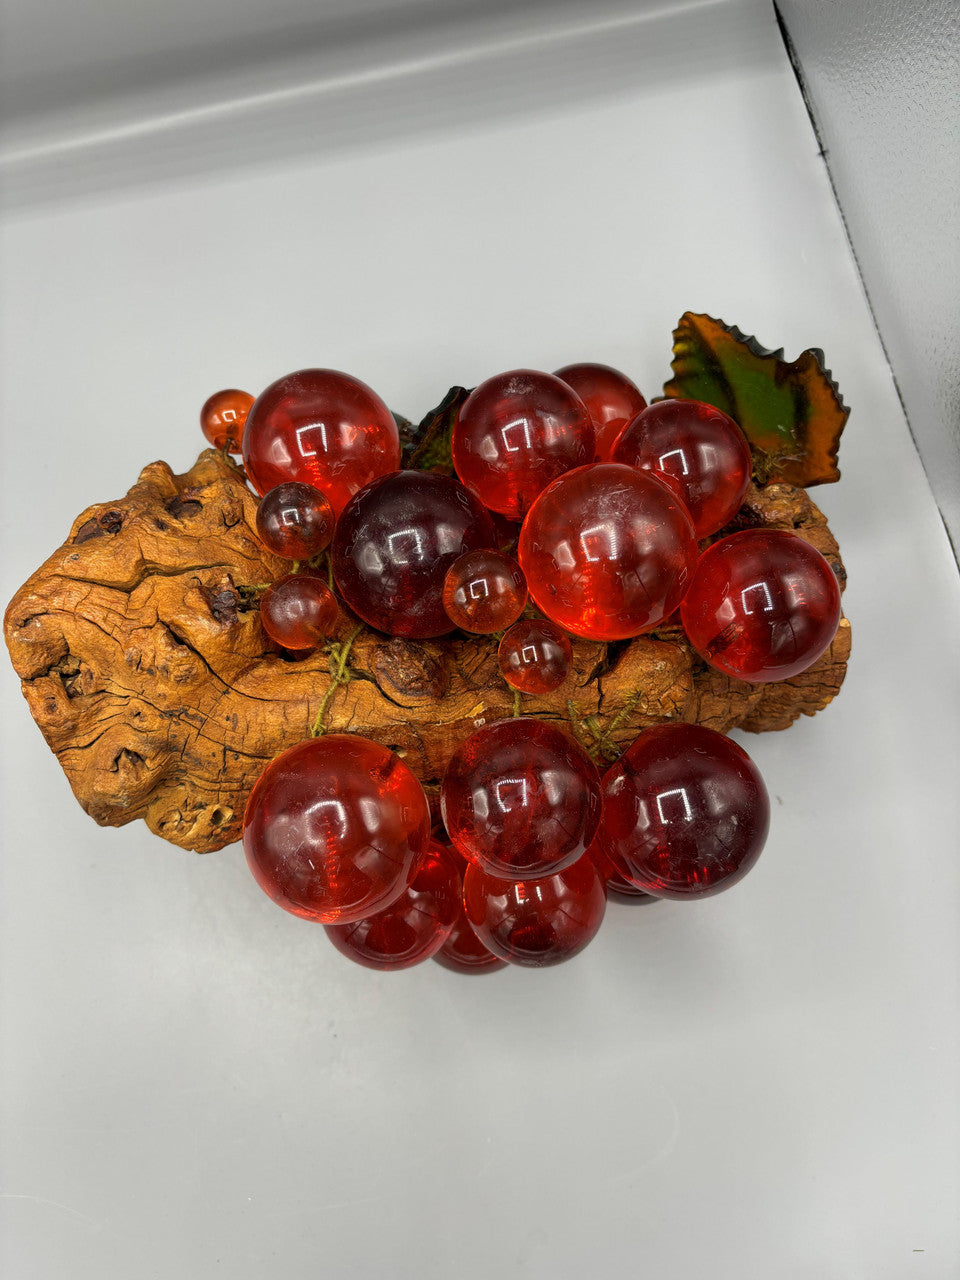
xmin=405 ymin=386 xmax=471 ymax=474
xmin=663 ymin=312 xmax=849 ymax=485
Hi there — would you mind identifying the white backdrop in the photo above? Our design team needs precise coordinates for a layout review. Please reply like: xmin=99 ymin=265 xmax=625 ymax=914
xmin=2 ymin=1 xmax=958 ymax=1275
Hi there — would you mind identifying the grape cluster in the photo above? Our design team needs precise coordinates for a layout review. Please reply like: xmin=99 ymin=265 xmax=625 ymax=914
xmin=199 ymin=359 xmax=842 ymax=972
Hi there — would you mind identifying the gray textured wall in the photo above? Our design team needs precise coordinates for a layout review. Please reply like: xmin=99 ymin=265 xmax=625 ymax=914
xmin=777 ymin=0 xmax=960 ymax=555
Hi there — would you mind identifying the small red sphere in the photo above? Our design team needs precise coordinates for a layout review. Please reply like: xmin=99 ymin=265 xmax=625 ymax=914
xmin=452 ymin=369 xmax=594 ymax=520
xmin=200 ymin=388 xmax=254 ymax=453
xmin=243 ymin=735 xmax=430 ymax=924
xmin=518 ymin=463 xmax=698 ymax=641
xmin=325 ymin=841 xmax=461 ymax=971
xmin=462 ymin=854 xmax=607 ymax=968
xmin=610 ymin=399 xmax=752 ymax=537
xmin=332 ymin=470 xmax=496 ymax=638
xmin=441 ymin=718 xmax=602 ymax=880
xmin=554 ymin=362 xmax=647 ymax=462
xmin=442 ymin=549 xmax=527 ymax=634
xmin=599 ymin=723 xmax=769 ymax=900
xmin=498 ymin=618 xmax=572 ymax=694
xmin=260 ymin=572 xmax=338 ymax=652
xmin=241 ymin=369 xmax=400 ymax=516
xmin=434 ymin=910 xmax=509 ymax=974
xmin=588 ymin=839 xmax=656 ymax=903
xmin=680 ymin=530 xmax=842 ymax=682
xmin=256 ymin=482 xmax=336 ymax=560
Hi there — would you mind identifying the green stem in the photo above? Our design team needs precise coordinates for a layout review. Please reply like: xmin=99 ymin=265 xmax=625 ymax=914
xmin=311 ymin=624 xmax=363 ymax=737
xmin=512 ymin=688 xmax=522 ymax=718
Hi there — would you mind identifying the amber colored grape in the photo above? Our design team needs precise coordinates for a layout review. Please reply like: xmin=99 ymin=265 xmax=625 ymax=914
xmin=462 ymin=854 xmax=607 ymax=968
xmin=241 ymin=369 xmax=400 ymax=516
xmin=554 ymin=362 xmax=647 ymax=462
xmin=325 ymin=841 xmax=461 ymax=970
xmin=680 ymin=530 xmax=842 ymax=682
xmin=332 ymin=470 xmax=496 ymax=638
xmin=200 ymin=388 xmax=254 ymax=453
xmin=610 ymin=399 xmax=751 ymax=537
xmin=599 ymin=723 xmax=769 ymax=900
xmin=518 ymin=463 xmax=698 ymax=641
xmin=442 ymin=549 xmax=527 ymax=634
xmin=441 ymin=718 xmax=602 ymax=879
xmin=243 ymin=735 xmax=430 ymax=924
xmin=497 ymin=618 xmax=572 ymax=694
xmin=452 ymin=369 xmax=593 ymax=520
xmin=256 ymin=482 xmax=335 ymax=560
xmin=260 ymin=572 xmax=338 ymax=652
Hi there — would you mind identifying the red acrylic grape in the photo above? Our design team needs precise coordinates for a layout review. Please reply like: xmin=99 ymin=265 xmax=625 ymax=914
xmin=588 ymin=839 xmax=656 ymax=903
xmin=332 ymin=470 xmax=495 ymax=638
xmin=462 ymin=854 xmax=607 ymax=968
xmin=256 ymin=482 xmax=336 ymax=560
xmin=241 ymin=369 xmax=400 ymax=516
xmin=200 ymin=388 xmax=254 ymax=453
xmin=442 ymin=549 xmax=527 ymax=634
xmin=325 ymin=840 xmax=461 ymax=971
xmin=610 ymin=399 xmax=751 ymax=537
xmin=680 ymin=529 xmax=842 ymax=682
xmin=434 ymin=910 xmax=509 ymax=974
xmin=554 ymin=362 xmax=647 ymax=462
xmin=441 ymin=718 xmax=602 ymax=880
xmin=243 ymin=735 xmax=430 ymax=924
xmin=260 ymin=571 xmax=338 ymax=651
xmin=518 ymin=463 xmax=698 ymax=641
xmin=497 ymin=618 xmax=572 ymax=694
xmin=599 ymin=723 xmax=769 ymax=899
xmin=452 ymin=369 xmax=593 ymax=520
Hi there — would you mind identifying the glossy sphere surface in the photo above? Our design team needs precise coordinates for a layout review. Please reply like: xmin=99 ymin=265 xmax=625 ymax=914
xmin=588 ymin=839 xmax=655 ymax=902
xmin=442 ymin=549 xmax=527 ymax=634
xmin=600 ymin=723 xmax=769 ymax=900
xmin=243 ymin=735 xmax=430 ymax=923
xmin=325 ymin=841 xmax=461 ymax=970
xmin=610 ymin=398 xmax=751 ymax=537
xmin=519 ymin=463 xmax=698 ymax=641
xmin=332 ymin=470 xmax=496 ymax=638
xmin=256 ymin=482 xmax=336 ymax=559
xmin=462 ymin=855 xmax=606 ymax=968
xmin=452 ymin=369 xmax=593 ymax=520
xmin=554 ymin=362 xmax=647 ymax=462
xmin=498 ymin=618 xmax=572 ymax=694
xmin=200 ymin=388 xmax=254 ymax=452
xmin=680 ymin=530 xmax=842 ymax=682
xmin=441 ymin=718 xmax=602 ymax=879
xmin=434 ymin=910 xmax=509 ymax=974
xmin=260 ymin=572 xmax=338 ymax=651
xmin=242 ymin=369 xmax=400 ymax=515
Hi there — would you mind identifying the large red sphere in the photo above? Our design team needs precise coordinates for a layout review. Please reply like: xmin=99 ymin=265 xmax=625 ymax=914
xmin=241 ymin=369 xmax=400 ymax=516
xmin=441 ymin=718 xmax=602 ymax=880
xmin=452 ymin=369 xmax=593 ymax=520
xmin=554 ymin=362 xmax=647 ymax=462
xmin=243 ymin=735 xmax=430 ymax=924
xmin=610 ymin=399 xmax=752 ymax=537
xmin=680 ymin=530 xmax=842 ymax=682
xmin=325 ymin=841 xmax=461 ymax=970
xmin=332 ymin=470 xmax=496 ymax=638
xmin=518 ymin=463 xmax=698 ymax=641
xmin=599 ymin=723 xmax=769 ymax=900
xmin=462 ymin=854 xmax=607 ymax=968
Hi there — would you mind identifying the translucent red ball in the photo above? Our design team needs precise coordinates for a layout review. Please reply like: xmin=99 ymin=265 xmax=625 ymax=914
xmin=680 ymin=529 xmax=842 ymax=682
xmin=497 ymin=618 xmax=572 ymax=694
xmin=332 ymin=470 xmax=496 ymax=638
xmin=442 ymin=549 xmax=527 ymax=634
xmin=200 ymin=388 xmax=254 ymax=453
xmin=441 ymin=718 xmax=602 ymax=879
xmin=518 ymin=463 xmax=698 ymax=641
xmin=599 ymin=723 xmax=769 ymax=899
xmin=462 ymin=855 xmax=607 ymax=968
xmin=325 ymin=841 xmax=461 ymax=970
xmin=241 ymin=368 xmax=400 ymax=516
xmin=452 ymin=369 xmax=594 ymax=520
xmin=610 ymin=398 xmax=752 ymax=537
xmin=256 ymin=482 xmax=336 ymax=560
xmin=243 ymin=735 xmax=430 ymax=924
xmin=260 ymin=572 xmax=338 ymax=651
xmin=554 ymin=362 xmax=647 ymax=462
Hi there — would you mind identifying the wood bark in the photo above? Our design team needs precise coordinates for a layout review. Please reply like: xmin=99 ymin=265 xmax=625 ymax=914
xmin=4 ymin=450 xmax=851 ymax=852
